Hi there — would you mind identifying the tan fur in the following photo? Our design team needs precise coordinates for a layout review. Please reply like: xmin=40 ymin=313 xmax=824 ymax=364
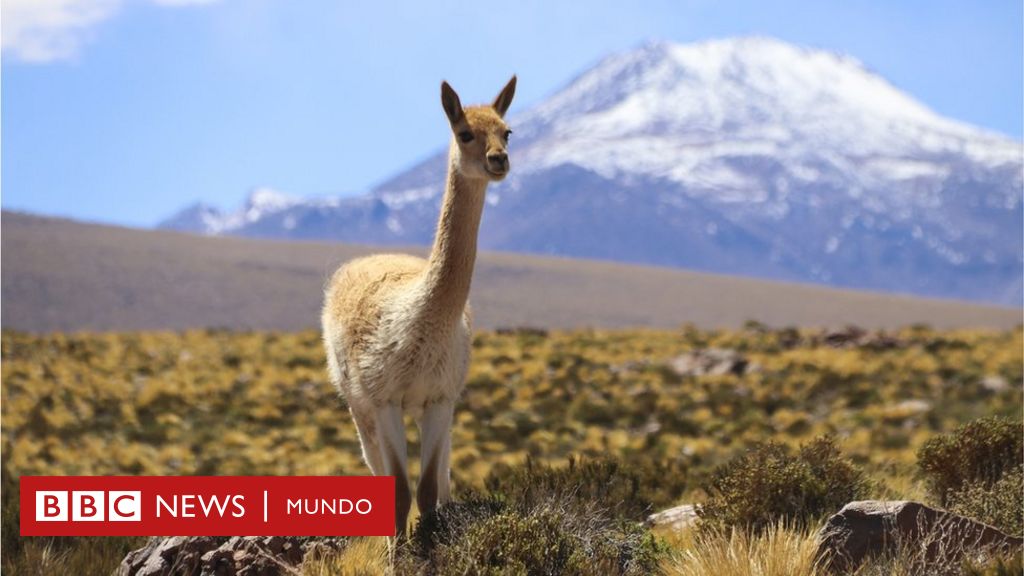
xmin=321 ymin=76 xmax=516 ymax=538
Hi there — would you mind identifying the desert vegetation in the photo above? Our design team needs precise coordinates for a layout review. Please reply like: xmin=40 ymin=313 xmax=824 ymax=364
xmin=2 ymin=324 xmax=1021 ymax=574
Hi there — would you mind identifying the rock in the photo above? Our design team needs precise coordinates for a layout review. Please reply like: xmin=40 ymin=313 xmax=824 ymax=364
xmin=646 ymin=504 xmax=700 ymax=531
xmin=117 ymin=536 xmax=348 ymax=576
xmin=816 ymin=500 xmax=1023 ymax=574
xmin=980 ymin=375 xmax=1010 ymax=393
xmin=891 ymin=399 xmax=931 ymax=414
xmin=119 ymin=536 xmax=221 ymax=576
xmin=882 ymin=399 xmax=932 ymax=425
xmin=669 ymin=348 xmax=751 ymax=377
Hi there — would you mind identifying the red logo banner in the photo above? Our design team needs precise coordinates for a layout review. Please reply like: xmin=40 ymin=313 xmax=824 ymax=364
xmin=20 ymin=476 xmax=395 ymax=536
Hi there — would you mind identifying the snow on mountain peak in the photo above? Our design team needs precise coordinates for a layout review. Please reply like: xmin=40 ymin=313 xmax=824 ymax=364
xmin=158 ymin=187 xmax=302 ymax=235
xmin=213 ymin=186 xmax=302 ymax=230
xmin=514 ymin=36 xmax=1018 ymax=188
xmin=244 ymin=187 xmax=298 ymax=214
xmin=527 ymin=37 xmax=936 ymax=128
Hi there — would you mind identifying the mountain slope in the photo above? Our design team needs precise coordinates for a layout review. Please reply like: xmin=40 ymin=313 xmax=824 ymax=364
xmin=5 ymin=211 xmax=1019 ymax=332
xmin=160 ymin=37 xmax=1024 ymax=305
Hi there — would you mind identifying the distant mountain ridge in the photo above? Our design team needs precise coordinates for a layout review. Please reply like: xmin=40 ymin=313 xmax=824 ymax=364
xmin=5 ymin=211 xmax=1019 ymax=332
xmin=160 ymin=37 xmax=1024 ymax=305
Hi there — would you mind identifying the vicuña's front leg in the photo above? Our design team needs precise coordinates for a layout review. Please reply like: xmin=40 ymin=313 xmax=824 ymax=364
xmin=417 ymin=401 xmax=455 ymax=516
xmin=375 ymin=403 xmax=411 ymax=538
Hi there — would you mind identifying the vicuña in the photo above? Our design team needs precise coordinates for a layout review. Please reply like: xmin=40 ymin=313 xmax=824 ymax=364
xmin=322 ymin=76 xmax=517 ymax=537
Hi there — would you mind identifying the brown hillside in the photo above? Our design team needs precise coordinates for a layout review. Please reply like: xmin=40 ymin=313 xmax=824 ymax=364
xmin=1 ymin=211 xmax=1018 ymax=331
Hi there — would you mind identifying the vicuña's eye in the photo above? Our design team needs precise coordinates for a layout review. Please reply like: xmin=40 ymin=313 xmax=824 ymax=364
xmin=458 ymin=131 xmax=474 ymax=143
xmin=504 ymin=129 xmax=513 ymax=140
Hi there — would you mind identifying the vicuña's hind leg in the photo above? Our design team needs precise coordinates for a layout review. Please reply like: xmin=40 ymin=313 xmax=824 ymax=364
xmin=350 ymin=407 xmax=384 ymax=475
xmin=417 ymin=401 xmax=454 ymax=517
xmin=376 ymin=403 xmax=411 ymax=538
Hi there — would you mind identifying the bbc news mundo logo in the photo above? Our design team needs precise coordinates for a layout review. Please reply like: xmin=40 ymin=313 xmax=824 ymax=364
xmin=35 ymin=490 xmax=141 ymax=522
xmin=20 ymin=476 xmax=395 ymax=536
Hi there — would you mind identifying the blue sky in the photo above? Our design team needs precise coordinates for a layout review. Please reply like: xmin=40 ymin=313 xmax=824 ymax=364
xmin=3 ymin=0 xmax=1022 ymax=227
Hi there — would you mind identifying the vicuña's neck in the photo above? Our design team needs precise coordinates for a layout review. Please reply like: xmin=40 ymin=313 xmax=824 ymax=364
xmin=420 ymin=147 xmax=488 ymax=323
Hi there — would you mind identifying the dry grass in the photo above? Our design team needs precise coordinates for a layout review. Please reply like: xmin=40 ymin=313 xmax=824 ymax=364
xmin=661 ymin=523 xmax=825 ymax=576
xmin=302 ymin=537 xmax=390 ymax=576
xmin=660 ymin=521 xmax=1023 ymax=576
xmin=848 ymin=522 xmax=1024 ymax=576
xmin=1 ymin=536 xmax=145 ymax=576
xmin=3 ymin=211 xmax=1018 ymax=332
xmin=659 ymin=523 xmax=1024 ymax=576
xmin=2 ymin=325 xmax=1019 ymax=574
xmin=5 ymin=327 xmax=1019 ymax=487
xmin=873 ymin=472 xmax=930 ymax=503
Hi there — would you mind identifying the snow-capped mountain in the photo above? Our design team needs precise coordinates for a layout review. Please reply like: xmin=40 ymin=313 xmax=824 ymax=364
xmin=159 ymin=37 xmax=1023 ymax=305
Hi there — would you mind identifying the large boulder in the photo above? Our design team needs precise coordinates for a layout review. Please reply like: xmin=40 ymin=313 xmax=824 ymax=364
xmin=117 ymin=535 xmax=348 ymax=576
xmin=816 ymin=500 xmax=1023 ymax=574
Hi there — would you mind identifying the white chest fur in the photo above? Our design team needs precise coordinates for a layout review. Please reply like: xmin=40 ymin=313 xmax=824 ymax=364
xmin=352 ymin=289 xmax=471 ymax=416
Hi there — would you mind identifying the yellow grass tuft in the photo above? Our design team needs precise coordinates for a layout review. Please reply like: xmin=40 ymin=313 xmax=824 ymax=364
xmin=302 ymin=536 xmax=390 ymax=576
xmin=661 ymin=523 xmax=825 ymax=576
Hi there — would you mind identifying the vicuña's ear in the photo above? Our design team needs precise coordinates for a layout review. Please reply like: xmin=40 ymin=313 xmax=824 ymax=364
xmin=492 ymin=75 xmax=517 ymax=117
xmin=441 ymin=81 xmax=465 ymax=126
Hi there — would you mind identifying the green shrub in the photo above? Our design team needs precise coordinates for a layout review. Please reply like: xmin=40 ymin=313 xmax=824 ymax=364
xmin=698 ymin=436 xmax=869 ymax=533
xmin=948 ymin=466 xmax=1023 ymax=537
xmin=410 ymin=498 xmax=661 ymax=576
xmin=411 ymin=495 xmax=508 ymax=559
xmin=438 ymin=507 xmax=584 ymax=574
xmin=917 ymin=417 xmax=1023 ymax=506
xmin=408 ymin=457 xmax=668 ymax=575
xmin=483 ymin=455 xmax=687 ymax=521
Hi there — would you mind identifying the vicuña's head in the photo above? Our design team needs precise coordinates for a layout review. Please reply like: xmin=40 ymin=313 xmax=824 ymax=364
xmin=441 ymin=76 xmax=516 ymax=181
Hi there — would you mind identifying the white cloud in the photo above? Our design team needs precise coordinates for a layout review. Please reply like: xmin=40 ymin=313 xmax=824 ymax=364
xmin=1 ymin=0 xmax=221 ymax=63
xmin=2 ymin=0 xmax=122 ymax=62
